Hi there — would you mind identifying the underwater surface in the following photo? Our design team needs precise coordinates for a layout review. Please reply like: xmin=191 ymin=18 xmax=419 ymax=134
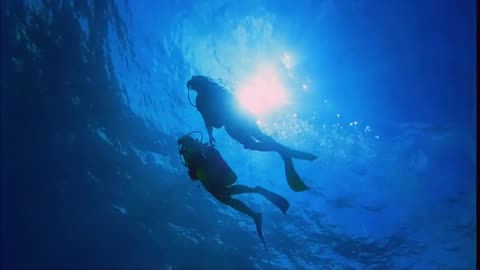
xmin=3 ymin=0 xmax=476 ymax=269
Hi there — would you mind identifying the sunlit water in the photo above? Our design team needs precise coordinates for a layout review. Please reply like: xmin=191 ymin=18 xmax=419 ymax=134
xmin=4 ymin=1 xmax=476 ymax=269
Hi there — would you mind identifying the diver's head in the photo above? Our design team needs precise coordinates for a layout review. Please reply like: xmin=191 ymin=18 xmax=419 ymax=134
xmin=177 ymin=135 xmax=195 ymax=146
xmin=177 ymin=134 xmax=204 ymax=152
xmin=186 ymin=75 xmax=211 ymax=92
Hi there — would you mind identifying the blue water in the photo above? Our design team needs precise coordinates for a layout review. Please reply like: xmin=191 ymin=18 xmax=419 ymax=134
xmin=3 ymin=0 xmax=476 ymax=269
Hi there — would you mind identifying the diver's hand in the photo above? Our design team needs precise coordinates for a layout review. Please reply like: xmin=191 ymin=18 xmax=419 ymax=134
xmin=209 ymin=136 xmax=216 ymax=146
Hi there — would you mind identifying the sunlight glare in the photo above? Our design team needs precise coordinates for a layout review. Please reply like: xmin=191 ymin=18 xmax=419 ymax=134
xmin=237 ymin=65 xmax=288 ymax=117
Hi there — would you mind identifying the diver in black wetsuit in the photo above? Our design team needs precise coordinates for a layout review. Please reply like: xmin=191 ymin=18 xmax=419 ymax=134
xmin=177 ymin=134 xmax=290 ymax=249
xmin=186 ymin=75 xmax=318 ymax=191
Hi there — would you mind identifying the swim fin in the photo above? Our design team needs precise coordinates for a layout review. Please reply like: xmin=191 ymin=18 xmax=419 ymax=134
xmin=254 ymin=213 xmax=267 ymax=250
xmin=255 ymin=186 xmax=290 ymax=214
xmin=283 ymin=156 xmax=309 ymax=192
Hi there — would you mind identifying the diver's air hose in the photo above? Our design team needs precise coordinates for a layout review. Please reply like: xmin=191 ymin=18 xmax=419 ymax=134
xmin=187 ymin=86 xmax=196 ymax=108
xmin=187 ymin=131 xmax=203 ymax=142
xmin=178 ymin=145 xmax=187 ymax=167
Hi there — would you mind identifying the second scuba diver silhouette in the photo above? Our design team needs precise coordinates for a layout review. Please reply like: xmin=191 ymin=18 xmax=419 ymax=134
xmin=177 ymin=133 xmax=290 ymax=249
xmin=186 ymin=75 xmax=318 ymax=192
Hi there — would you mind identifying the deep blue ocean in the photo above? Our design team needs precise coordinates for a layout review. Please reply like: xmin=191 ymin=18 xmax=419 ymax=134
xmin=3 ymin=1 xmax=476 ymax=269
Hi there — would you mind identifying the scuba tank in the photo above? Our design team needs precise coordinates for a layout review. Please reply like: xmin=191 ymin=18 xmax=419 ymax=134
xmin=178 ymin=134 xmax=237 ymax=186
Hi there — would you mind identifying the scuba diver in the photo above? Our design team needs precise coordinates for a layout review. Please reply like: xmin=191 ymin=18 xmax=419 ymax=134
xmin=186 ymin=75 xmax=318 ymax=192
xmin=177 ymin=133 xmax=290 ymax=249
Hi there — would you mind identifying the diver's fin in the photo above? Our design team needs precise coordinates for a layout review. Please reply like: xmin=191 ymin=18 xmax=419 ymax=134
xmin=255 ymin=186 xmax=290 ymax=214
xmin=283 ymin=156 xmax=309 ymax=192
xmin=254 ymin=213 xmax=267 ymax=250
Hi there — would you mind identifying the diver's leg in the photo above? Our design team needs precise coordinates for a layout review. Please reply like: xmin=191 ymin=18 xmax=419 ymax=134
xmin=282 ymin=156 xmax=309 ymax=192
xmin=226 ymin=184 xmax=255 ymax=195
xmin=227 ymin=185 xmax=290 ymax=214
xmin=246 ymin=120 xmax=317 ymax=160
xmin=244 ymin=137 xmax=318 ymax=161
xmin=254 ymin=186 xmax=291 ymax=214
xmin=245 ymin=123 xmax=318 ymax=161
xmin=224 ymin=124 xmax=258 ymax=149
xmin=226 ymin=117 xmax=317 ymax=160
xmin=216 ymin=193 xmax=267 ymax=249
xmin=280 ymin=147 xmax=318 ymax=161
xmin=242 ymin=121 xmax=281 ymax=150
xmin=226 ymin=119 xmax=282 ymax=152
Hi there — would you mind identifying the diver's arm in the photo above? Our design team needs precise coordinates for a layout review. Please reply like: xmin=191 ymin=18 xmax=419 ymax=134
xmin=204 ymin=118 xmax=216 ymax=145
xmin=197 ymin=100 xmax=216 ymax=145
xmin=205 ymin=123 xmax=216 ymax=145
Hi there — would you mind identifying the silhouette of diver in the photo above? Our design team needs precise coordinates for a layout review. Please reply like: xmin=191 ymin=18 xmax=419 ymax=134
xmin=177 ymin=133 xmax=290 ymax=249
xmin=186 ymin=75 xmax=318 ymax=191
